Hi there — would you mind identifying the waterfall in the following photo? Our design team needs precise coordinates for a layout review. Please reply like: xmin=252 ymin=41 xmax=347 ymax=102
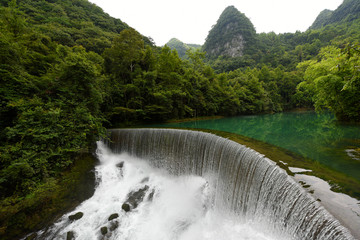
xmin=105 ymin=128 xmax=355 ymax=240
xmin=30 ymin=128 xmax=355 ymax=240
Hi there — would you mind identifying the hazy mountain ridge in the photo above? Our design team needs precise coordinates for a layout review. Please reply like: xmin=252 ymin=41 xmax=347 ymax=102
xmin=166 ymin=38 xmax=201 ymax=58
xmin=309 ymin=0 xmax=360 ymax=29
xmin=309 ymin=9 xmax=334 ymax=30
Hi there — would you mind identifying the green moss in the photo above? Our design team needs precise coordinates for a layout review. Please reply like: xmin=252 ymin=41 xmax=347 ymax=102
xmin=0 ymin=153 xmax=97 ymax=240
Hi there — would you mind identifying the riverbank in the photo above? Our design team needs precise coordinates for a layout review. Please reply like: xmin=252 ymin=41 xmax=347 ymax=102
xmin=165 ymin=115 xmax=225 ymax=123
xmin=0 ymin=153 xmax=97 ymax=240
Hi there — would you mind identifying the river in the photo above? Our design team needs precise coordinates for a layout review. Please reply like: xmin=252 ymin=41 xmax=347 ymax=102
xmin=152 ymin=111 xmax=360 ymax=181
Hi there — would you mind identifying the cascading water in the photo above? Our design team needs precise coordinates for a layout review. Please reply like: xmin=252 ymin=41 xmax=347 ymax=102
xmin=32 ymin=128 xmax=355 ymax=240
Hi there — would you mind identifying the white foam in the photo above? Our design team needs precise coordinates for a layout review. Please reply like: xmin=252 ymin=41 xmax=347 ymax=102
xmin=38 ymin=142 xmax=276 ymax=240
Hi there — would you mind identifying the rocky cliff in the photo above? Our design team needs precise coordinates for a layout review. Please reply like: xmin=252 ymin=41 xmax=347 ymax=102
xmin=202 ymin=6 xmax=257 ymax=58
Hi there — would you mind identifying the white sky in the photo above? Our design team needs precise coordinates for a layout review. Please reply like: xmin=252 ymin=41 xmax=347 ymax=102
xmin=88 ymin=0 xmax=343 ymax=46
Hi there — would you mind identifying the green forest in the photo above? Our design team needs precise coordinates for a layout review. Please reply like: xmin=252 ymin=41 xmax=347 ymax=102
xmin=0 ymin=0 xmax=359 ymax=238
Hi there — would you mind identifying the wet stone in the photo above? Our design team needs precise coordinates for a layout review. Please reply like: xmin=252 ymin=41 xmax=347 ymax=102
xmin=66 ymin=231 xmax=75 ymax=240
xmin=148 ymin=189 xmax=155 ymax=201
xmin=122 ymin=185 xmax=150 ymax=212
xmin=121 ymin=203 xmax=131 ymax=212
xmin=110 ymin=221 xmax=119 ymax=231
xmin=108 ymin=213 xmax=119 ymax=221
xmin=116 ymin=162 xmax=124 ymax=168
xmin=68 ymin=212 xmax=83 ymax=221
xmin=100 ymin=226 xmax=108 ymax=235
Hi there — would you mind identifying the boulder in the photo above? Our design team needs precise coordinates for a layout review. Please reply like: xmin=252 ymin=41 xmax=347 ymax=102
xmin=109 ymin=221 xmax=119 ymax=231
xmin=108 ymin=213 xmax=119 ymax=221
xmin=100 ymin=226 xmax=108 ymax=235
xmin=116 ymin=162 xmax=124 ymax=168
xmin=122 ymin=185 xmax=149 ymax=212
xmin=66 ymin=231 xmax=75 ymax=240
xmin=121 ymin=203 xmax=131 ymax=212
xmin=68 ymin=212 xmax=83 ymax=221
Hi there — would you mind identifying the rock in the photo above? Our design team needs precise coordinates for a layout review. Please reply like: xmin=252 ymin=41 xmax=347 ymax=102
xmin=66 ymin=231 xmax=75 ymax=240
xmin=116 ymin=162 xmax=124 ymax=168
xmin=68 ymin=212 xmax=83 ymax=221
xmin=100 ymin=226 xmax=108 ymax=235
xmin=108 ymin=213 xmax=119 ymax=221
xmin=109 ymin=221 xmax=119 ymax=231
xmin=148 ymin=189 xmax=155 ymax=201
xmin=128 ymin=186 xmax=149 ymax=208
xmin=121 ymin=203 xmax=131 ymax=212
xmin=202 ymin=6 xmax=257 ymax=58
xmin=122 ymin=185 xmax=149 ymax=212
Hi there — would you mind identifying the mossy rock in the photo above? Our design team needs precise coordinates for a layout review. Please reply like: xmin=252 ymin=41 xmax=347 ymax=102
xmin=66 ymin=231 xmax=75 ymax=240
xmin=100 ymin=226 xmax=108 ymax=235
xmin=68 ymin=212 xmax=84 ymax=221
xmin=121 ymin=203 xmax=130 ymax=212
xmin=108 ymin=213 xmax=119 ymax=221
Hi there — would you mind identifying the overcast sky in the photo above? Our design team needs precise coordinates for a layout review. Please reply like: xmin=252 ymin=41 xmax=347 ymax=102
xmin=88 ymin=0 xmax=343 ymax=46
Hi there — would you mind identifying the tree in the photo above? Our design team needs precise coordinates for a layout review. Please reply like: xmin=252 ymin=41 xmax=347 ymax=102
xmin=300 ymin=45 xmax=360 ymax=121
xmin=0 ymin=44 xmax=106 ymax=197
xmin=103 ymin=28 xmax=144 ymax=83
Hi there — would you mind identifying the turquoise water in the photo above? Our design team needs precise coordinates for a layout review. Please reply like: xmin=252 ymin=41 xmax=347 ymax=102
xmin=151 ymin=111 xmax=360 ymax=181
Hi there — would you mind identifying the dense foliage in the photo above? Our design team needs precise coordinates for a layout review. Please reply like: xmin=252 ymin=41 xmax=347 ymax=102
xmin=297 ymin=44 xmax=360 ymax=121
xmin=101 ymin=30 xmax=275 ymax=122
xmin=0 ymin=1 xmax=106 ymax=198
